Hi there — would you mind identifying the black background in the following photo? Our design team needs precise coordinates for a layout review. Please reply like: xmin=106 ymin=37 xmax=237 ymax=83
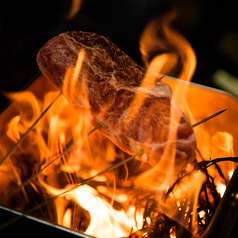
xmin=1 ymin=0 xmax=238 ymax=105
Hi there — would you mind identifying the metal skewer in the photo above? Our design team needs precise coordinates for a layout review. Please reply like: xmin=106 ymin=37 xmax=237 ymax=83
xmin=192 ymin=109 xmax=227 ymax=128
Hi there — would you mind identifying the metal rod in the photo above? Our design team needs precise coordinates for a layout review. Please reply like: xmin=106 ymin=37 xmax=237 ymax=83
xmin=192 ymin=109 xmax=227 ymax=128
xmin=0 ymin=150 xmax=143 ymax=231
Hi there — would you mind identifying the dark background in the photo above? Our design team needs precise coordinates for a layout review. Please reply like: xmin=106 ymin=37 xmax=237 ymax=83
xmin=1 ymin=0 xmax=238 ymax=108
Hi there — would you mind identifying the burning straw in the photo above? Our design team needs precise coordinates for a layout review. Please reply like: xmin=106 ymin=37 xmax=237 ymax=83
xmin=129 ymin=158 xmax=238 ymax=238
xmin=0 ymin=24 xmax=236 ymax=236
xmin=0 ymin=102 xmax=235 ymax=238
xmin=0 ymin=150 xmax=143 ymax=231
xmin=0 ymin=45 xmax=235 ymax=236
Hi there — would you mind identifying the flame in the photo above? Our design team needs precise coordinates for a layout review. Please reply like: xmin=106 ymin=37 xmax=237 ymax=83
xmin=210 ymin=131 xmax=234 ymax=158
xmin=62 ymin=208 xmax=72 ymax=228
xmin=216 ymin=182 xmax=226 ymax=197
xmin=139 ymin=10 xmax=196 ymax=82
xmin=0 ymin=69 xmax=236 ymax=237
xmin=0 ymin=10 xmax=237 ymax=238
xmin=139 ymin=10 xmax=197 ymax=132
xmin=160 ymin=171 xmax=206 ymax=234
xmin=136 ymin=10 xmax=197 ymax=179
xmin=134 ymin=9 xmax=197 ymax=193
xmin=67 ymin=0 xmax=83 ymax=20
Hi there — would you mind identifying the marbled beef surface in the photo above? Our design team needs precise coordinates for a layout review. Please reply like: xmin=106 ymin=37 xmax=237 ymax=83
xmin=37 ymin=31 xmax=196 ymax=172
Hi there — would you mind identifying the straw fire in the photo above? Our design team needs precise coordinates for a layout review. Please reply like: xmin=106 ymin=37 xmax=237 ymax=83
xmin=0 ymin=11 xmax=237 ymax=238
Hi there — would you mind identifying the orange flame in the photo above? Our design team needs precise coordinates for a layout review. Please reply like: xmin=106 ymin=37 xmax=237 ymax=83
xmin=0 ymin=10 xmax=237 ymax=238
xmin=0 ymin=68 xmax=236 ymax=237
xmin=159 ymin=171 xmax=206 ymax=234
xmin=67 ymin=0 xmax=83 ymax=20
xmin=139 ymin=10 xmax=196 ymax=82
xmin=133 ymin=10 xmax=197 ymax=188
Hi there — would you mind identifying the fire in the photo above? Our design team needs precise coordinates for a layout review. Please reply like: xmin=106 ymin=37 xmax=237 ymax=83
xmin=139 ymin=10 xmax=196 ymax=82
xmin=67 ymin=185 xmax=132 ymax=237
xmin=67 ymin=0 xmax=83 ymax=20
xmin=160 ymin=171 xmax=206 ymax=234
xmin=0 ymin=10 xmax=237 ymax=238
xmin=62 ymin=208 xmax=72 ymax=228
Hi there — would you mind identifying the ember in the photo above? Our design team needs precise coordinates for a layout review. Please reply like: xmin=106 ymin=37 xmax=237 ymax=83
xmin=0 ymin=10 xmax=238 ymax=238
